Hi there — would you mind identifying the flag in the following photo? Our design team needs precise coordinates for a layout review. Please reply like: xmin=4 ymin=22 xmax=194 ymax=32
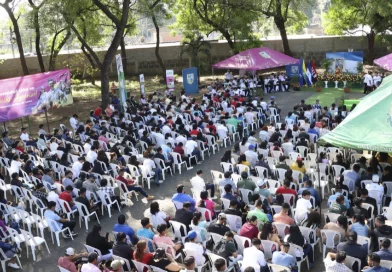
xmin=311 ymin=59 xmax=318 ymax=82
xmin=298 ymin=59 xmax=304 ymax=87
xmin=306 ymin=61 xmax=313 ymax=86
xmin=303 ymin=59 xmax=311 ymax=86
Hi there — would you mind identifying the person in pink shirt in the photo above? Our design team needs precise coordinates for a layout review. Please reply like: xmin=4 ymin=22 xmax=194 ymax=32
xmin=198 ymin=191 xmax=216 ymax=221
xmin=153 ymin=224 xmax=182 ymax=255
xmin=273 ymin=203 xmax=295 ymax=227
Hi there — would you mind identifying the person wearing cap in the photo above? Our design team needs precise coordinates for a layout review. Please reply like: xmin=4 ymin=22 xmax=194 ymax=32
xmin=81 ymin=252 xmax=100 ymax=272
xmin=244 ymin=144 xmax=258 ymax=166
xmin=58 ymin=247 xmax=88 ymax=272
xmin=372 ymin=215 xmax=392 ymax=252
xmin=112 ymin=232 xmax=133 ymax=265
xmin=47 ymin=184 xmax=61 ymax=210
xmin=207 ymin=213 xmax=231 ymax=236
xmin=365 ymin=174 xmax=384 ymax=194
xmin=86 ymin=225 xmax=113 ymax=261
xmin=150 ymin=247 xmax=184 ymax=271
xmin=109 ymin=259 xmax=125 ymax=272
xmin=337 ymin=231 xmax=368 ymax=269
xmin=184 ymin=230 xmax=205 ymax=266
xmin=174 ymin=202 xmax=194 ymax=232
xmin=254 ymin=179 xmax=273 ymax=206
xmin=182 ymin=255 xmax=196 ymax=272
xmin=239 ymin=215 xmax=259 ymax=240
xmin=374 ymin=238 xmax=392 ymax=260
xmin=190 ymin=170 xmax=216 ymax=199
xmin=363 ymin=253 xmax=390 ymax=272
xmin=172 ymin=184 xmax=196 ymax=212
xmin=242 ymin=238 xmax=267 ymax=272
xmin=237 ymin=171 xmax=256 ymax=191
xmin=113 ymin=214 xmax=136 ymax=244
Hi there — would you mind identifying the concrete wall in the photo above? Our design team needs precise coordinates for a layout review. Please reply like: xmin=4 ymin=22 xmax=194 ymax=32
xmin=0 ymin=35 xmax=388 ymax=79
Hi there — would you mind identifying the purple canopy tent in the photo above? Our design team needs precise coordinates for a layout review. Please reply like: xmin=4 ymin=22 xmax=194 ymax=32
xmin=212 ymin=47 xmax=299 ymax=71
xmin=374 ymin=53 xmax=392 ymax=71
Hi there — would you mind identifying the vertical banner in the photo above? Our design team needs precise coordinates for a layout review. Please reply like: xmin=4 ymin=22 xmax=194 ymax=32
xmin=166 ymin=70 xmax=175 ymax=90
xmin=0 ymin=69 xmax=73 ymax=122
xmin=139 ymin=74 xmax=145 ymax=95
xmin=182 ymin=67 xmax=199 ymax=94
xmin=115 ymin=54 xmax=126 ymax=105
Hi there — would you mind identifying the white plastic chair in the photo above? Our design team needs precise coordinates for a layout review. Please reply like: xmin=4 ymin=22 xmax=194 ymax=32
xmin=226 ymin=214 xmax=242 ymax=233
xmin=260 ymin=240 xmax=279 ymax=260
xmin=266 ymin=179 xmax=280 ymax=195
xmin=288 ymin=243 xmax=309 ymax=272
xmin=58 ymin=199 xmax=78 ymax=221
xmin=275 ymin=168 xmax=287 ymax=182
xmin=320 ymin=229 xmax=341 ymax=258
xmin=380 ymin=260 xmax=392 ymax=270
xmin=75 ymin=202 xmax=100 ymax=231
xmin=20 ymin=229 xmax=51 ymax=262
xmin=299 ymin=226 xmax=321 ymax=260
xmin=197 ymin=207 xmax=213 ymax=224
xmin=112 ymin=255 xmax=132 ymax=271
xmin=345 ymin=256 xmax=361 ymax=272
xmin=84 ymin=244 xmax=106 ymax=262
xmin=255 ymin=166 xmax=269 ymax=179
xmin=171 ymin=152 xmax=187 ymax=174
xmin=272 ymin=222 xmax=290 ymax=238
xmin=97 ymin=191 xmax=121 ymax=218
xmin=234 ymin=234 xmax=251 ymax=255
xmin=268 ymin=263 xmax=289 ymax=272
xmin=0 ymin=247 xmax=22 ymax=271
xmin=357 ymin=235 xmax=371 ymax=252
xmin=0 ymin=179 xmax=11 ymax=200
xmin=324 ymin=212 xmax=340 ymax=223
xmin=169 ymin=220 xmax=188 ymax=243
xmin=221 ymin=162 xmax=234 ymax=173
xmin=7 ymin=226 xmax=26 ymax=251
xmin=45 ymin=218 xmax=73 ymax=247
xmin=132 ymin=259 xmax=150 ymax=272
xmin=206 ymin=135 xmax=219 ymax=154
xmin=239 ymin=188 xmax=253 ymax=204
xmin=139 ymin=165 xmax=153 ymax=189
xmin=154 ymin=158 xmax=173 ymax=180
xmin=173 ymin=200 xmax=183 ymax=210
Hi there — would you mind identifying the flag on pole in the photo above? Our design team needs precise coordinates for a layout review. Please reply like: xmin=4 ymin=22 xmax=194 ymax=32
xmin=298 ymin=59 xmax=304 ymax=87
xmin=311 ymin=59 xmax=318 ymax=82
xmin=306 ymin=61 xmax=313 ymax=86
xmin=303 ymin=59 xmax=311 ymax=86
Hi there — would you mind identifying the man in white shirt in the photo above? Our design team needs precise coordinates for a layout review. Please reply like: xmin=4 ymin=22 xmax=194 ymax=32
xmin=216 ymin=122 xmax=229 ymax=141
xmin=190 ymin=170 xmax=216 ymax=199
xmin=47 ymin=185 xmax=61 ymax=211
xmin=366 ymin=174 xmax=384 ymax=206
xmin=244 ymin=145 xmax=258 ymax=166
xmin=86 ymin=146 xmax=98 ymax=164
xmin=143 ymin=153 xmax=163 ymax=186
xmin=281 ymin=137 xmax=294 ymax=157
xmin=296 ymin=190 xmax=313 ymax=222
xmin=20 ymin=127 xmax=38 ymax=148
xmin=175 ymin=134 xmax=187 ymax=146
xmin=185 ymin=136 xmax=202 ymax=162
xmin=242 ymin=238 xmax=267 ymax=271
xmin=154 ymin=130 xmax=165 ymax=146
xmin=364 ymin=71 xmax=373 ymax=94
xmin=184 ymin=231 xmax=205 ymax=266
xmin=72 ymin=157 xmax=85 ymax=179
xmin=69 ymin=114 xmax=79 ymax=131
xmin=244 ymin=108 xmax=256 ymax=126
xmin=162 ymin=122 xmax=172 ymax=136
xmin=324 ymin=252 xmax=351 ymax=272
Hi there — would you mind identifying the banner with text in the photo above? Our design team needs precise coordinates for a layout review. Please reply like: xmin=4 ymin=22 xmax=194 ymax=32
xmin=0 ymin=69 xmax=73 ymax=122
xmin=166 ymin=69 xmax=175 ymax=90
xmin=182 ymin=67 xmax=199 ymax=94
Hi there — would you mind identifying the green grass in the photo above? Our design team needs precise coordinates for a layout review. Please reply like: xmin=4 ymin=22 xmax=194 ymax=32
xmin=305 ymin=87 xmax=363 ymax=106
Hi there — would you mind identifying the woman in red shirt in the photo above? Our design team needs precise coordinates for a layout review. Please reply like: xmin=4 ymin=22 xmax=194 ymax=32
xmin=133 ymin=240 xmax=153 ymax=264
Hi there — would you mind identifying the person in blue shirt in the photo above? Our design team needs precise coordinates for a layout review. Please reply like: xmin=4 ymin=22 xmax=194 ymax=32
xmin=349 ymin=214 xmax=369 ymax=237
xmin=136 ymin=217 xmax=155 ymax=252
xmin=363 ymin=253 xmax=390 ymax=272
xmin=272 ymin=242 xmax=296 ymax=271
xmin=113 ymin=214 xmax=136 ymax=244
xmin=307 ymin=124 xmax=319 ymax=136
xmin=172 ymin=184 xmax=196 ymax=212
xmin=222 ymin=184 xmax=237 ymax=201
xmin=328 ymin=185 xmax=350 ymax=209
xmin=374 ymin=239 xmax=392 ymax=260
xmin=298 ymin=180 xmax=320 ymax=207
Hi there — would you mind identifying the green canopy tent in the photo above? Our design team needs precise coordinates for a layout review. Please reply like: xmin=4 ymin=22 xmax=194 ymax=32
xmin=318 ymin=74 xmax=392 ymax=152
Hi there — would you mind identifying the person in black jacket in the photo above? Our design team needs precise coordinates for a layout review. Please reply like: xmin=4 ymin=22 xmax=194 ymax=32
xmin=360 ymin=189 xmax=378 ymax=215
xmin=86 ymin=225 xmax=113 ymax=261
xmin=372 ymin=215 xmax=392 ymax=252
xmin=112 ymin=232 xmax=133 ymax=265
xmin=174 ymin=202 xmax=194 ymax=233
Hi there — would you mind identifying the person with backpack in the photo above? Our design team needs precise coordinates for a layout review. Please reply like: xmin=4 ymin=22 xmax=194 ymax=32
xmin=213 ymin=231 xmax=242 ymax=269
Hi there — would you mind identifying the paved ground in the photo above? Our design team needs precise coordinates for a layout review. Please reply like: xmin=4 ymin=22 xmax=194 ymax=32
xmin=10 ymin=89 xmax=327 ymax=272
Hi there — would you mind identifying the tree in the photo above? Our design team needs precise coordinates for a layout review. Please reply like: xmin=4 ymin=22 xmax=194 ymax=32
xmin=0 ymin=0 xmax=29 ymax=75
xmin=173 ymin=0 xmax=259 ymax=54
xmin=27 ymin=0 xmax=45 ymax=72
xmin=180 ymin=32 xmax=211 ymax=81
xmin=323 ymin=0 xmax=392 ymax=63
xmin=69 ymin=0 xmax=134 ymax=108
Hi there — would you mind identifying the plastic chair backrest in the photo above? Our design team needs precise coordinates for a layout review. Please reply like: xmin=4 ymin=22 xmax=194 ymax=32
xmin=321 ymin=229 xmax=341 ymax=248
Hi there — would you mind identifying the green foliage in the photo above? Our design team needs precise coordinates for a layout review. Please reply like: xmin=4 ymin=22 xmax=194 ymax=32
xmin=180 ymin=32 xmax=211 ymax=74
xmin=321 ymin=58 xmax=333 ymax=73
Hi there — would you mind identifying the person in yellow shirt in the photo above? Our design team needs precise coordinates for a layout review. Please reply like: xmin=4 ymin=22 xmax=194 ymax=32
xmin=290 ymin=158 xmax=307 ymax=174
xmin=238 ymin=154 xmax=251 ymax=167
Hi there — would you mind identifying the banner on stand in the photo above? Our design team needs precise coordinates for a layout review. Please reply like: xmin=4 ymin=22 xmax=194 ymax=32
xmin=166 ymin=70 xmax=175 ymax=90
xmin=115 ymin=54 xmax=127 ymax=105
xmin=182 ymin=67 xmax=199 ymax=94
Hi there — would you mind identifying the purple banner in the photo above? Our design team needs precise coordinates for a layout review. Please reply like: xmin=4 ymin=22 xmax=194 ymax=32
xmin=0 ymin=69 xmax=73 ymax=122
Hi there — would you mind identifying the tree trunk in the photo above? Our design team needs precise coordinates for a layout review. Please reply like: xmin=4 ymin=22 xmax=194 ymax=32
xmin=49 ymin=29 xmax=71 ymax=71
xmin=367 ymin=30 xmax=376 ymax=63
xmin=219 ymin=29 xmax=238 ymax=54
xmin=32 ymin=8 xmax=45 ymax=72
xmin=81 ymin=45 xmax=96 ymax=85
xmin=274 ymin=16 xmax=292 ymax=56
xmin=3 ymin=5 xmax=29 ymax=75
xmin=152 ymin=14 xmax=166 ymax=82
xmin=100 ymin=67 xmax=110 ymax=106
xmin=120 ymin=36 xmax=128 ymax=76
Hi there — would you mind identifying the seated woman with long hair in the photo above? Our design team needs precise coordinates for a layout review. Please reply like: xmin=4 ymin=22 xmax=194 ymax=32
xmin=133 ymin=240 xmax=154 ymax=264
xmin=284 ymin=225 xmax=314 ymax=267
xmin=258 ymin=222 xmax=282 ymax=251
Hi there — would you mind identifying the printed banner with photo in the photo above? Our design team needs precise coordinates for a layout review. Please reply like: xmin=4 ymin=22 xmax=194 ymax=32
xmin=0 ymin=68 xmax=73 ymax=122
xmin=325 ymin=52 xmax=363 ymax=73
